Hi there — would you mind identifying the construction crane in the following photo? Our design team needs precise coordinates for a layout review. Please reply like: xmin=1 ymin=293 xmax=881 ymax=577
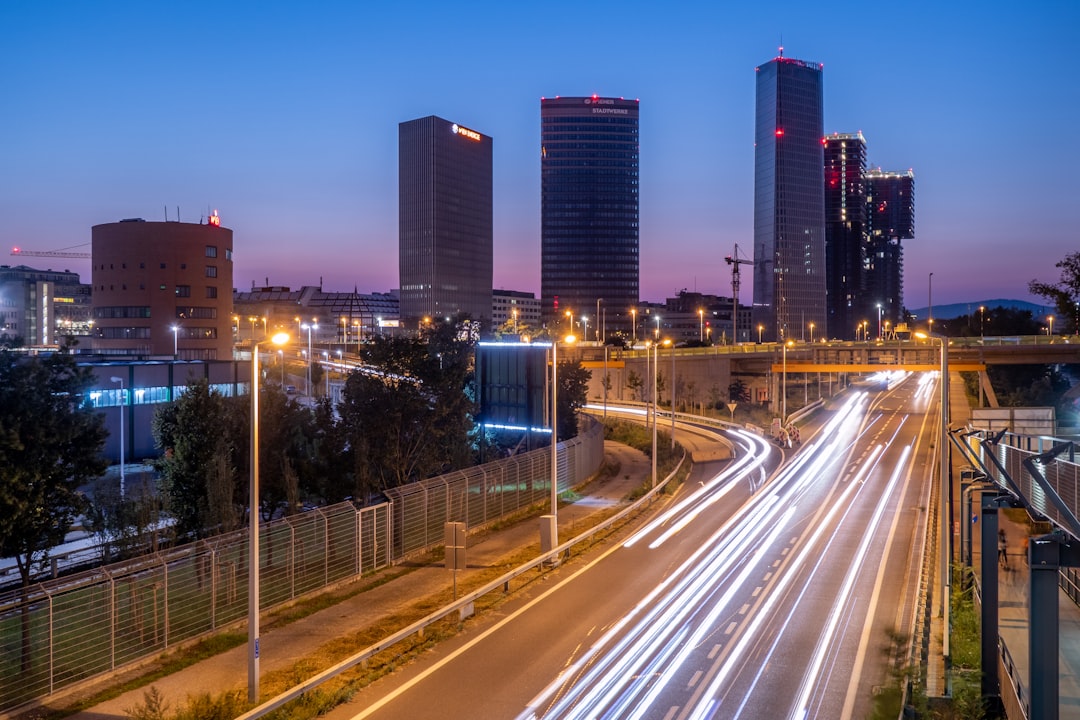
xmin=724 ymin=243 xmax=753 ymax=343
xmin=11 ymin=244 xmax=91 ymax=259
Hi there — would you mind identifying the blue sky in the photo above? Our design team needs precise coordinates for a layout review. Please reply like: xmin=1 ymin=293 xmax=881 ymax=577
xmin=3 ymin=0 xmax=1077 ymax=309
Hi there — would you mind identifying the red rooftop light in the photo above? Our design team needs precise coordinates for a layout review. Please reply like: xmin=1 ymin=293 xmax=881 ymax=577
xmin=775 ymin=128 xmax=785 ymax=137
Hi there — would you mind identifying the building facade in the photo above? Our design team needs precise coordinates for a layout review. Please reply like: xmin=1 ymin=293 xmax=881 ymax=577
xmin=399 ymin=115 xmax=493 ymax=330
xmin=752 ymin=54 xmax=826 ymax=342
xmin=0 ymin=264 xmax=92 ymax=346
xmin=823 ymin=132 xmax=868 ymax=340
xmin=865 ymin=169 xmax=915 ymax=331
xmin=232 ymin=285 xmax=399 ymax=344
xmin=541 ymin=96 xmax=639 ymax=331
xmin=91 ymin=218 xmax=234 ymax=359
xmin=492 ymin=289 xmax=541 ymax=334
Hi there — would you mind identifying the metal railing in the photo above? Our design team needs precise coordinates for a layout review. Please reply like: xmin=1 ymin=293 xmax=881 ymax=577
xmin=0 ymin=419 xmax=604 ymax=713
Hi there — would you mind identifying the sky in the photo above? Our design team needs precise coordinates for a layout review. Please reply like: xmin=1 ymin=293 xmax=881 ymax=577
xmin=3 ymin=1 xmax=1078 ymax=310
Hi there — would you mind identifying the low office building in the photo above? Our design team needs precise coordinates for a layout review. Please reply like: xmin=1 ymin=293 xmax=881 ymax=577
xmin=0 ymin=264 xmax=92 ymax=346
xmin=91 ymin=217 xmax=234 ymax=359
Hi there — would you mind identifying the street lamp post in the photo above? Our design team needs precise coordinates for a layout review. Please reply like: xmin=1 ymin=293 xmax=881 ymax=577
xmin=1048 ymin=315 xmax=1055 ymax=336
xmin=652 ymin=340 xmax=659 ymax=487
xmin=781 ymin=340 xmax=790 ymax=423
xmin=631 ymin=308 xmax=637 ymax=347
xmin=877 ymin=304 xmax=883 ymax=340
xmin=322 ymin=351 xmax=329 ymax=396
xmin=171 ymin=324 xmax=179 ymax=356
xmin=278 ymin=350 xmax=284 ymax=385
xmin=654 ymin=315 xmax=661 ymax=340
xmin=342 ymin=317 xmax=348 ymax=346
xmin=110 ymin=377 xmax=125 ymax=498
xmin=668 ymin=339 xmax=675 ymax=449
xmin=301 ymin=323 xmax=318 ymax=396
xmin=980 ymin=306 xmax=985 ymax=340
xmin=596 ymin=298 xmax=602 ymax=343
xmin=699 ymin=309 xmax=704 ymax=343
xmin=757 ymin=324 xmax=763 ymax=344
xmin=582 ymin=316 xmax=589 ymax=347
xmin=249 ymin=331 xmax=289 ymax=703
xmin=548 ymin=332 xmax=576 ymax=552
xmin=809 ymin=322 xmax=815 ymax=345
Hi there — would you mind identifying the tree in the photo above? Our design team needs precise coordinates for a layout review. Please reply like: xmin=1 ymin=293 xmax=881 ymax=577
xmin=0 ymin=345 xmax=108 ymax=587
xmin=0 ymin=343 xmax=107 ymax=674
xmin=556 ymin=359 xmax=591 ymax=441
xmin=626 ymin=370 xmax=644 ymax=401
xmin=1029 ymin=251 xmax=1080 ymax=333
xmin=729 ymin=379 xmax=751 ymax=403
xmin=152 ymin=378 xmax=244 ymax=539
xmin=339 ymin=320 xmax=477 ymax=497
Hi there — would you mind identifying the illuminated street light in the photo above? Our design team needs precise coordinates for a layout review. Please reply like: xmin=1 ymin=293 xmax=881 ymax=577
xmin=110 ymin=376 xmax=125 ymax=498
xmin=1048 ymin=314 xmax=1055 ymax=336
xmin=631 ymin=308 xmax=638 ymax=347
xmin=758 ymin=324 xmax=764 ymax=344
xmin=654 ymin=314 xmax=661 ymax=340
xmin=171 ymin=324 xmax=179 ymax=356
xmin=781 ymin=340 xmax=793 ymax=423
xmin=301 ymin=323 xmax=318 ymax=395
xmin=666 ymin=338 xmax=675 ymax=449
xmin=249 ymin=331 xmax=290 ymax=703
xmin=698 ymin=309 xmax=704 ymax=343
xmin=809 ymin=322 xmax=815 ymax=345
xmin=877 ymin=304 xmax=883 ymax=340
xmin=548 ymin=331 xmax=577 ymax=552
xmin=980 ymin=305 xmax=985 ymax=340
xmin=582 ymin=316 xmax=588 ymax=346
xmin=916 ymin=329 xmax=950 ymax=664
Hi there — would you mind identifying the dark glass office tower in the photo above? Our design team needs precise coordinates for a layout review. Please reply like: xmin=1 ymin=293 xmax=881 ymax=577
xmin=824 ymin=132 xmax=867 ymax=340
xmin=865 ymin=169 xmax=914 ymax=330
xmin=752 ymin=54 xmax=826 ymax=342
xmin=399 ymin=115 xmax=493 ymax=329
xmin=541 ymin=96 xmax=639 ymax=331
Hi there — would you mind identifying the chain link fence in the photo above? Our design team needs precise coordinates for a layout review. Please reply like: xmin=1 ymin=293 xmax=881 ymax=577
xmin=0 ymin=418 xmax=603 ymax=712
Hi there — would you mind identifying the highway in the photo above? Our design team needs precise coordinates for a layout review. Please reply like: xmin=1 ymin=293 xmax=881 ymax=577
xmin=329 ymin=372 xmax=939 ymax=720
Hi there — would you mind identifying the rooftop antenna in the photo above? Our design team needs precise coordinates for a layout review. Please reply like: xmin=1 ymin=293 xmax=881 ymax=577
xmin=779 ymin=35 xmax=784 ymax=57
xmin=177 ymin=206 xmax=180 ymax=223
xmin=164 ymin=204 xmax=168 ymax=221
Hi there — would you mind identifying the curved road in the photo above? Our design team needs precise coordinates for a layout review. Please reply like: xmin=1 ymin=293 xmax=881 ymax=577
xmin=326 ymin=372 xmax=938 ymax=720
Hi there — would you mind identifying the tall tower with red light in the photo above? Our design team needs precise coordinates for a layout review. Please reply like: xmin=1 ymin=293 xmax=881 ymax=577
xmin=752 ymin=53 xmax=826 ymax=342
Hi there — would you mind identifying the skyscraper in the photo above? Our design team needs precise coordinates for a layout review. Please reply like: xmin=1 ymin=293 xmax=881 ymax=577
xmin=399 ymin=115 xmax=493 ymax=329
xmin=824 ymin=132 xmax=867 ymax=340
xmin=865 ymin=168 xmax=915 ymax=330
xmin=541 ymin=96 xmax=639 ymax=332
xmin=752 ymin=53 xmax=826 ymax=342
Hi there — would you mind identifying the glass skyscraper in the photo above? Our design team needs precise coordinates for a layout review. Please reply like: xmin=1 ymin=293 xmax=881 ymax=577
xmin=865 ymin=168 xmax=915 ymax=330
xmin=399 ymin=115 xmax=493 ymax=329
xmin=824 ymin=132 xmax=867 ymax=340
xmin=753 ymin=54 xmax=826 ymax=342
xmin=541 ymin=96 xmax=639 ymax=332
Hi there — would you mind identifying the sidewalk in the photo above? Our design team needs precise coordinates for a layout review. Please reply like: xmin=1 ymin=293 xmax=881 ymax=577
xmin=928 ymin=372 xmax=1080 ymax=716
xmin=22 ymin=441 xmax=652 ymax=720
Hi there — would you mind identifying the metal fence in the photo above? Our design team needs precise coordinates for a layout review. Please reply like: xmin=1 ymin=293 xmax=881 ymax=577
xmin=384 ymin=417 xmax=605 ymax=558
xmin=0 ymin=418 xmax=603 ymax=712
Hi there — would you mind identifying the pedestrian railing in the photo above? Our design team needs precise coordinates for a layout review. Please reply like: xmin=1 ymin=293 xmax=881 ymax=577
xmin=0 ymin=419 xmax=603 ymax=713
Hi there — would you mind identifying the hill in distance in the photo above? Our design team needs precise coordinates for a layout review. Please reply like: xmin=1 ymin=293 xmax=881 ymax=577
xmin=908 ymin=299 xmax=1053 ymax=321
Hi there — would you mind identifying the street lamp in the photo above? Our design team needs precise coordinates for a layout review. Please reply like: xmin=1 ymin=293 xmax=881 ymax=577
xmin=698 ymin=309 xmax=704 ymax=343
xmin=512 ymin=309 xmax=518 ymax=336
xmin=980 ymin=306 xmax=985 ymax=340
xmin=757 ymin=324 xmax=764 ymax=344
xmin=322 ymin=351 xmax=330 ymax=395
xmin=915 ymin=330 xmax=950 ymax=663
xmin=301 ymin=323 xmax=318 ymax=395
xmin=353 ymin=320 xmax=361 ymax=352
xmin=666 ymin=338 xmax=675 ymax=449
xmin=652 ymin=340 xmax=659 ymax=487
xmin=341 ymin=316 xmax=348 ymax=346
xmin=110 ymin=377 xmax=125 ymax=498
xmin=171 ymin=324 xmax=179 ymax=356
xmin=278 ymin=349 xmax=284 ymax=385
xmin=249 ymin=331 xmax=290 ymax=703
xmin=654 ymin=314 xmax=661 ymax=340
xmin=548 ymin=331 xmax=577 ymax=552
xmin=781 ymin=340 xmax=793 ymax=423
xmin=631 ymin=308 xmax=637 ymax=347
xmin=877 ymin=304 xmax=883 ymax=340
xmin=809 ymin=322 xmax=815 ymax=345
xmin=1048 ymin=314 xmax=1055 ymax=336
xmin=582 ymin=316 xmax=588 ymax=346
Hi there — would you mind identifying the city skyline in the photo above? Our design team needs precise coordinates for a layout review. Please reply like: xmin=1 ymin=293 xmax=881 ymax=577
xmin=3 ymin=1 xmax=1077 ymax=313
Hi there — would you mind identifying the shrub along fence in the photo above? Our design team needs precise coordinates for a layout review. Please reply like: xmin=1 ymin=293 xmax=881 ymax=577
xmin=0 ymin=418 xmax=603 ymax=712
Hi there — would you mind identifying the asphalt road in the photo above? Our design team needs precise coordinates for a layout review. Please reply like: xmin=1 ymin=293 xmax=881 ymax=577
xmin=325 ymin=373 xmax=937 ymax=720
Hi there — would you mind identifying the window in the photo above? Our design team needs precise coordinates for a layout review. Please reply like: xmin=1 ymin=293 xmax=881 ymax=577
xmin=160 ymin=263 xmax=166 ymax=269
xmin=206 ymin=286 xmax=218 ymax=298
xmin=175 ymin=285 xmax=191 ymax=297
xmin=205 ymin=265 xmax=217 ymax=278
xmin=205 ymin=245 xmax=218 ymax=258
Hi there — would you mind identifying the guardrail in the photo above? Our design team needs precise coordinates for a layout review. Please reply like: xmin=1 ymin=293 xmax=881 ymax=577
xmin=236 ymin=452 xmax=687 ymax=720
